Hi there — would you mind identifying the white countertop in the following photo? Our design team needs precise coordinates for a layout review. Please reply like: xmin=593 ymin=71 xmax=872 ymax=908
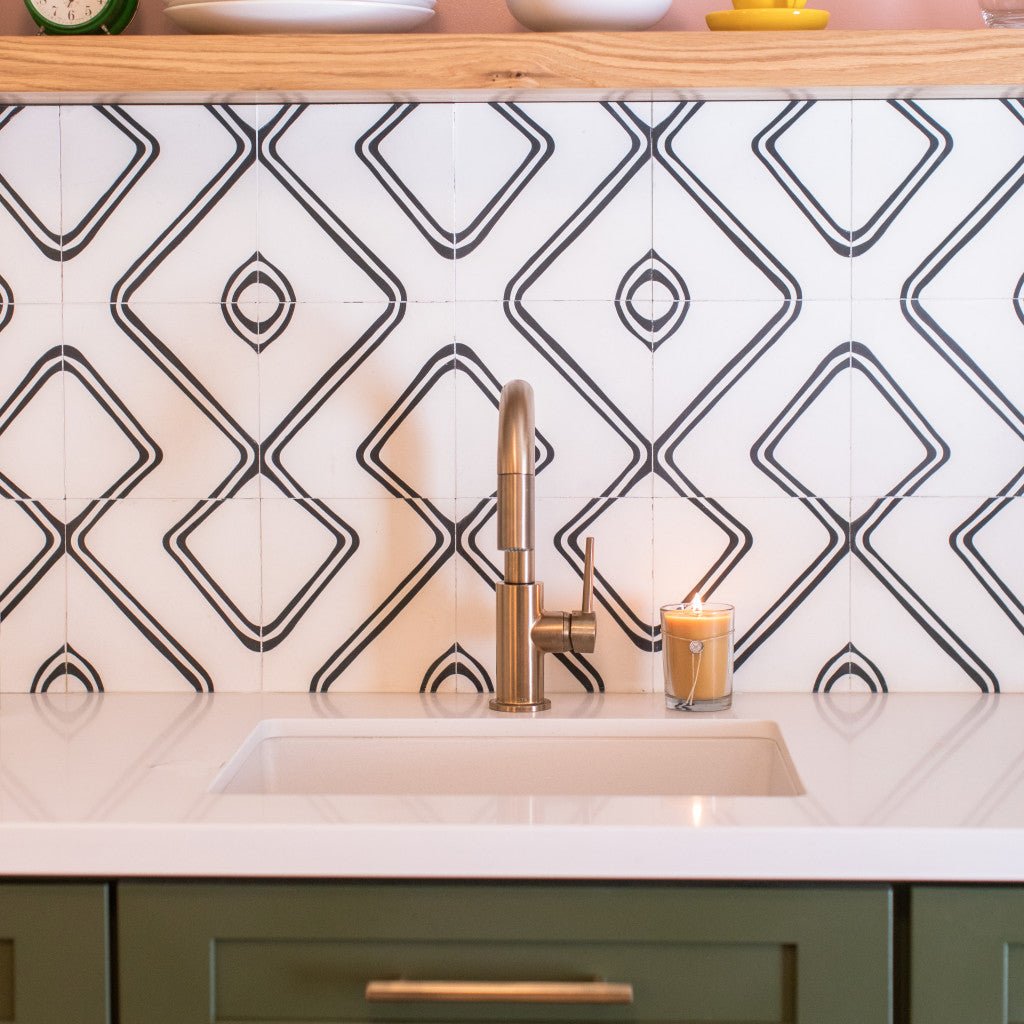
xmin=3 ymin=690 xmax=1023 ymax=882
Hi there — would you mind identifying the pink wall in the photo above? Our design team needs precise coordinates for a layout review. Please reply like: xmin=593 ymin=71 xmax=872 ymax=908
xmin=431 ymin=0 xmax=982 ymax=31
xmin=0 ymin=0 xmax=983 ymax=35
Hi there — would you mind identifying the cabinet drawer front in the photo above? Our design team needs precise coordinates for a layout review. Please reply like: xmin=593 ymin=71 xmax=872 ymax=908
xmin=213 ymin=936 xmax=791 ymax=1022
xmin=119 ymin=882 xmax=890 ymax=1024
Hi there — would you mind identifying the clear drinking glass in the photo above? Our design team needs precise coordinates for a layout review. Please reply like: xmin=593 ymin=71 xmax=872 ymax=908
xmin=979 ymin=0 xmax=1024 ymax=27
xmin=660 ymin=602 xmax=735 ymax=712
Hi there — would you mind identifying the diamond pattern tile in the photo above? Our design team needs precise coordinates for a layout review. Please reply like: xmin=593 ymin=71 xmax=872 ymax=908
xmin=0 ymin=98 xmax=1019 ymax=695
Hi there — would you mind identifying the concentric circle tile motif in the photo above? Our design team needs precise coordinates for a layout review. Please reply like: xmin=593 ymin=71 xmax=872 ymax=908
xmin=614 ymin=249 xmax=690 ymax=351
xmin=220 ymin=251 xmax=296 ymax=352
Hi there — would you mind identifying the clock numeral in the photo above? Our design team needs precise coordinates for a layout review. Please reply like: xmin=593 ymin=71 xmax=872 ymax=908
xmin=35 ymin=0 xmax=122 ymax=30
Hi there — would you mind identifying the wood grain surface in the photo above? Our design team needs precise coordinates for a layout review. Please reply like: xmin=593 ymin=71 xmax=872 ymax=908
xmin=0 ymin=31 xmax=1021 ymax=101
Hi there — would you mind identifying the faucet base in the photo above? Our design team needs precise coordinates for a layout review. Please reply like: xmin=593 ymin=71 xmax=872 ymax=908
xmin=488 ymin=697 xmax=552 ymax=714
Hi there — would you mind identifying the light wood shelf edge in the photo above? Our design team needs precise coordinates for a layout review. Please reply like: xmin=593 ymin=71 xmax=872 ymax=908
xmin=0 ymin=30 xmax=1022 ymax=101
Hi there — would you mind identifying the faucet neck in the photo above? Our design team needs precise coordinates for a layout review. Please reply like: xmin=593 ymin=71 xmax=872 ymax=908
xmin=503 ymin=550 xmax=535 ymax=586
xmin=496 ymin=380 xmax=536 ymax=568
xmin=496 ymin=472 xmax=535 ymax=563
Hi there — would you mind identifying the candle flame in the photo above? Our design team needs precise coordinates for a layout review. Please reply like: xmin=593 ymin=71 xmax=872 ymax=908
xmin=692 ymin=595 xmax=703 ymax=615
xmin=692 ymin=799 xmax=704 ymax=828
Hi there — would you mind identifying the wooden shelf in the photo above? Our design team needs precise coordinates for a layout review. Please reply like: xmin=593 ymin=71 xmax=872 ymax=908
xmin=0 ymin=30 xmax=1022 ymax=102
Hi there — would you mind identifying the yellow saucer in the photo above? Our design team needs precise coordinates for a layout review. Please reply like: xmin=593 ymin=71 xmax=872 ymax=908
xmin=706 ymin=8 xmax=829 ymax=29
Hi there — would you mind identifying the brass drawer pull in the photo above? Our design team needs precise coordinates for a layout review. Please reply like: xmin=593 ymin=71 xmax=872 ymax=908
xmin=365 ymin=980 xmax=634 ymax=1005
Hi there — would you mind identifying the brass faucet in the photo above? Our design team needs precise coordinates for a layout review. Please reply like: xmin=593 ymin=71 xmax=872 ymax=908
xmin=491 ymin=380 xmax=597 ymax=713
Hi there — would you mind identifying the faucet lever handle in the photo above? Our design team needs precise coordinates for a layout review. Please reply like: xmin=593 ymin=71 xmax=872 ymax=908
xmin=569 ymin=537 xmax=597 ymax=655
xmin=581 ymin=536 xmax=595 ymax=615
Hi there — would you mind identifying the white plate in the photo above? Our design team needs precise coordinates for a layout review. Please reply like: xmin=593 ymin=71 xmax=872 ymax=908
xmin=165 ymin=0 xmax=435 ymax=32
xmin=165 ymin=0 xmax=434 ymax=8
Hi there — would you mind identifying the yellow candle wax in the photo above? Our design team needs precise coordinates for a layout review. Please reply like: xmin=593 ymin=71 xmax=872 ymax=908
xmin=661 ymin=603 xmax=734 ymax=707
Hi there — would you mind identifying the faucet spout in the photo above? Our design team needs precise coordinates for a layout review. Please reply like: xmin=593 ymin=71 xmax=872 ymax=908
xmin=491 ymin=379 xmax=597 ymax=714
xmin=496 ymin=380 xmax=535 ymax=478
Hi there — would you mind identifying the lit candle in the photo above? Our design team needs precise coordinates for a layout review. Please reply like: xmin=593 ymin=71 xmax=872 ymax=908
xmin=660 ymin=599 xmax=735 ymax=711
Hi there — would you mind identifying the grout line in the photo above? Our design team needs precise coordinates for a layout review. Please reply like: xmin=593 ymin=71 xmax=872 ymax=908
xmin=450 ymin=100 xmax=462 ymax=693
xmin=848 ymin=97 xmax=856 ymax=693
xmin=58 ymin=103 xmax=69 ymax=695
xmin=255 ymin=102 xmax=265 ymax=695
xmin=648 ymin=96 xmax=657 ymax=696
xmin=450 ymin=100 xmax=458 ymax=303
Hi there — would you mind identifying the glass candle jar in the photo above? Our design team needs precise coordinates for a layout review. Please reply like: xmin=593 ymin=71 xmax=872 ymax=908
xmin=660 ymin=602 xmax=735 ymax=712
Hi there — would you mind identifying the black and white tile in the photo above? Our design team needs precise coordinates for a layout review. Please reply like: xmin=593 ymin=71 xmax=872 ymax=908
xmin=260 ymin=103 xmax=455 ymax=304
xmin=260 ymin=302 xmax=456 ymax=501
xmin=852 ymin=300 xmax=1024 ymax=500
xmin=455 ymin=300 xmax=652 ymax=500
xmin=65 ymin=497 xmax=262 ymax=692
xmin=654 ymin=300 xmax=852 ymax=501
xmin=454 ymin=102 xmax=653 ymax=302
xmin=61 ymin=105 xmax=257 ymax=305
xmin=262 ymin=497 xmax=458 ymax=693
xmin=64 ymin=302 xmax=259 ymax=502
xmin=850 ymin=496 xmax=1024 ymax=693
xmin=0 ymin=105 xmax=62 ymax=305
xmin=0 ymin=98 xmax=1020 ymax=694
xmin=851 ymin=99 xmax=1024 ymax=302
xmin=0 ymin=498 xmax=66 ymax=693
xmin=0 ymin=304 xmax=65 ymax=503
xmin=0 ymin=300 xmax=66 ymax=693
xmin=655 ymin=496 xmax=853 ymax=693
xmin=653 ymin=100 xmax=852 ymax=303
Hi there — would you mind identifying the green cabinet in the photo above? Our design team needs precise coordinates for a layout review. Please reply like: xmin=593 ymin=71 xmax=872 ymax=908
xmin=912 ymin=886 xmax=1024 ymax=1024
xmin=118 ymin=882 xmax=892 ymax=1024
xmin=0 ymin=883 xmax=108 ymax=1023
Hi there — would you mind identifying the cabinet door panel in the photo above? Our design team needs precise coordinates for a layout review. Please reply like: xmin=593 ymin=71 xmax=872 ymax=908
xmin=913 ymin=887 xmax=1024 ymax=1024
xmin=0 ymin=883 xmax=108 ymax=1023
xmin=119 ymin=882 xmax=890 ymax=1024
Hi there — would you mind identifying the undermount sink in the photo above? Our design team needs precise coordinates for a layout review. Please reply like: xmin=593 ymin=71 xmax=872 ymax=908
xmin=211 ymin=717 xmax=804 ymax=798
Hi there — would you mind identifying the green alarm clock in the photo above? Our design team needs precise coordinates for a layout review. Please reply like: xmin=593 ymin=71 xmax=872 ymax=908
xmin=25 ymin=0 xmax=138 ymax=34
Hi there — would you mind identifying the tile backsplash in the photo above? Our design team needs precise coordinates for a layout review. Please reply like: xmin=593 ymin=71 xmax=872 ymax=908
xmin=0 ymin=97 xmax=1022 ymax=695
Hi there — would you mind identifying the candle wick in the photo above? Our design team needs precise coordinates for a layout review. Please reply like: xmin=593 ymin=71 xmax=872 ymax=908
xmin=685 ymin=645 xmax=703 ymax=707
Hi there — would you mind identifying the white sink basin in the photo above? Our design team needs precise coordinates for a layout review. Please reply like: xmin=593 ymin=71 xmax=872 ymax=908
xmin=211 ymin=717 xmax=804 ymax=798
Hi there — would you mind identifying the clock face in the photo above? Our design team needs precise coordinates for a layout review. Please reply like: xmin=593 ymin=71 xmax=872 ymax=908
xmin=27 ymin=0 xmax=118 ymax=28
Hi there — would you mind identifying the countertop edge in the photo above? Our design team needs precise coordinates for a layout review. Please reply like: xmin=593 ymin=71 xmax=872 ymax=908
xmin=10 ymin=822 xmax=1024 ymax=882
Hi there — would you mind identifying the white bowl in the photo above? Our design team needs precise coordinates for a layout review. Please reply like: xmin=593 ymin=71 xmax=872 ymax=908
xmin=505 ymin=0 xmax=672 ymax=31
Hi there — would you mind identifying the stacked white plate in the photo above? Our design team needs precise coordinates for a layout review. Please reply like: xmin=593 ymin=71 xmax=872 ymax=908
xmin=164 ymin=0 xmax=435 ymax=33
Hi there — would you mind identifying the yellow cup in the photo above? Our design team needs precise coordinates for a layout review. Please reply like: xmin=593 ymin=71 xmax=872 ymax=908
xmin=732 ymin=0 xmax=807 ymax=8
